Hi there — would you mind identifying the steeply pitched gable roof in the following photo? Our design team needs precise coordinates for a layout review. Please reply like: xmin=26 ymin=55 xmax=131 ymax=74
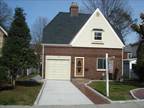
xmin=42 ymin=12 xmax=90 ymax=44
xmin=42 ymin=11 xmax=124 ymax=45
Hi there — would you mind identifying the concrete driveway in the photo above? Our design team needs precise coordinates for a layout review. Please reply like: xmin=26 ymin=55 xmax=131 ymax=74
xmin=37 ymin=80 xmax=93 ymax=105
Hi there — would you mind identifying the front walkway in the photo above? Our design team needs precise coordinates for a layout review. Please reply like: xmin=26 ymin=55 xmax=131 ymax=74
xmin=36 ymin=80 xmax=93 ymax=105
xmin=72 ymin=78 xmax=110 ymax=104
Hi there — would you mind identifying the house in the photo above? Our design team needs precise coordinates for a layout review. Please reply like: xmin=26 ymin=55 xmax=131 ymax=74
xmin=123 ymin=42 xmax=139 ymax=79
xmin=0 ymin=26 xmax=7 ymax=55
xmin=41 ymin=2 xmax=124 ymax=80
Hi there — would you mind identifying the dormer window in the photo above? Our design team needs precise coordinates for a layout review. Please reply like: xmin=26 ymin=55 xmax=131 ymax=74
xmin=92 ymin=28 xmax=104 ymax=43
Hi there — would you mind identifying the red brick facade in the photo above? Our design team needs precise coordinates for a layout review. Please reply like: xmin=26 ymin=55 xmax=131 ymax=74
xmin=43 ymin=45 xmax=123 ymax=80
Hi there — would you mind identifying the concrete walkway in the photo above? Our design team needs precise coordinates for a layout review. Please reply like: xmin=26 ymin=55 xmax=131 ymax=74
xmin=37 ymin=80 xmax=93 ymax=105
xmin=1 ymin=102 xmax=144 ymax=108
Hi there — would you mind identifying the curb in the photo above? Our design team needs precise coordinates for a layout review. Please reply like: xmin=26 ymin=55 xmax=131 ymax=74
xmin=85 ymin=80 xmax=112 ymax=103
xmin=85 ymin=80 xmax=144 ymax=104
xmin=130 ymin=88 xmax=144 ymax=100
xmin=33 ymin=79 xmax=47 ymax=105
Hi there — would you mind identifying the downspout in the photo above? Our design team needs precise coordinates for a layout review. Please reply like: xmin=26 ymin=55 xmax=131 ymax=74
xmin=42 ymin=44 xmax=44 ymax=79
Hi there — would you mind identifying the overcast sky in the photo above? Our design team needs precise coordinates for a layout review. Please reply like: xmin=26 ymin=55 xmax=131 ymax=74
xmin=5 ymin=0 xmax=144 ymax=44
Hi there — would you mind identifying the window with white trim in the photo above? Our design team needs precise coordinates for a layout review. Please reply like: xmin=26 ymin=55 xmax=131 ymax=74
xmin=127 ymin=53 xmax=133 ymax=59
xmin=94 ymin=32 xmax=102 ymax=40
xmin=92 ymin=29 xmax=104 ymax=42
xmin=97 ymin=58 xmax=106 ymax=70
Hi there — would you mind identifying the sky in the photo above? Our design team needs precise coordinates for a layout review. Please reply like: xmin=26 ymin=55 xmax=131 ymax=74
xmin=5 ymin=0 xmax=144 ymax=44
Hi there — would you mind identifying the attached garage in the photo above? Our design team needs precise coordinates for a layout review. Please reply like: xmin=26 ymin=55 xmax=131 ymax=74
xmin=45 ymin=56 xmax=71 ymax=80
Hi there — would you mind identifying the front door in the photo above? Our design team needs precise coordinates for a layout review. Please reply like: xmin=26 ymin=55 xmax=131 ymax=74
xmin=75 ymin=57 xmax=84 ymax=77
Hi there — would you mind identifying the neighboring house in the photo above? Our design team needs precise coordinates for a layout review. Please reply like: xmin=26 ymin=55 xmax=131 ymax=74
xmin=123 ymin=42 xmax=139 ymax=79
xmin=0 ymin=26 xmax=8 ymax=56
xmin=42 ymin=3 xmax=124 ymax=80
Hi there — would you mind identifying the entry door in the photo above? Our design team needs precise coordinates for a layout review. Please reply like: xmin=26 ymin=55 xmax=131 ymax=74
xmin=75 ymin=57 xmax=84 ymax=77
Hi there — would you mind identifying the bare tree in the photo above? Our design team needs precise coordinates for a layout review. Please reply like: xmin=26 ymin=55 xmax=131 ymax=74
xmin=31 ymin=17 xmax=49 ymax=74
xmin=32 ymin=17 xmax=49 ymax=43
xmin=82 ymin=0 xmax=132 ymax=43
xmin=0 ymin=0 xmax=12 ymax=29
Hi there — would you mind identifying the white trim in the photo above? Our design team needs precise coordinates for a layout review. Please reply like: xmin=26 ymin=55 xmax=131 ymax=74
xmin=97 ymin=69 xmax=106 ymax=71
xmin=42 ymin=43 xmax=123 ymax=49
xmin=74 ymin=57 xmax=85 ymax=77
xmin=34 ymin=80 xmax=46 ymax=105
xmin=0 ymin=26 xmax=8 ymax=36
xmin=42 ymin=43 xmax=72 ymax=47
xmin=70 ymin=8 xmax=124 ymax=47
xmin=123 ymin=58 xmax=137 ymax=61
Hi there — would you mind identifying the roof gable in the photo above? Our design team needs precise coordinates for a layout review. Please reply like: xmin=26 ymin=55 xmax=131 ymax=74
xmin=70 ymin=9 xmax=124 ymax=49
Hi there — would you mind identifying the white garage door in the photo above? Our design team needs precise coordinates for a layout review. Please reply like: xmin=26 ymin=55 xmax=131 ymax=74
xmin=45 ymin=56 xmax=71 ymax=80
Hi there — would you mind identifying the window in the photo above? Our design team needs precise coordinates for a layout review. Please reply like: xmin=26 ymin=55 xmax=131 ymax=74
xmin=127 ymin=53 xmax=133 ymax=59
xmin=94 ymin=32 xmax=102 ymax=40
xmin=97 ymin=58 xmax=106 ymax=70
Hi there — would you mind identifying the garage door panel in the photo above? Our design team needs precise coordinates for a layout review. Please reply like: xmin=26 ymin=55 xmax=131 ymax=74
xmin=45 ymin=56 xmax=71 ymax=80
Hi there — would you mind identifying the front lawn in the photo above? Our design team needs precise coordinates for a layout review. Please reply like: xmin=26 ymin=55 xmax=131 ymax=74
xmin=0 ymin=81 xmax=42 ymax=105
xmin=89 ymin=81 xmax=142 ymax=101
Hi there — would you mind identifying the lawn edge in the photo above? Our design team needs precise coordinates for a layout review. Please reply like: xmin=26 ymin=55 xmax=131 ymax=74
xmin=86 ymin=80 xmax=144 ymax=104
xmin=33 ymin=80 xmax=46 ymax=105
xmin=130 ymin=88 xmax=144 ymax=100
xmin=85 ymin=80 xmax=112 ymax=103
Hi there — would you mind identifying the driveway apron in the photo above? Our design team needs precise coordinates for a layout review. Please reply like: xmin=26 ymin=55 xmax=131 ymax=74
xmin=37 ymin=80 xmax=93 ymax=105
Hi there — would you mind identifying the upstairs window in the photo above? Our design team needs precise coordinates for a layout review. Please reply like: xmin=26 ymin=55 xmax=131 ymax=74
xmin=92 ymin=28 xmax=104 ymax=43
xmin=94 ymin=32 xmax=102 ymax=40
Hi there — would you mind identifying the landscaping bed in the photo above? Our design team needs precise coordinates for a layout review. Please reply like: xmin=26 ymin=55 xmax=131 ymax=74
xmin=0 ymin=80 xmax=42 ymax=105
xmin=89 ymin=81 xmax=143 ymax=101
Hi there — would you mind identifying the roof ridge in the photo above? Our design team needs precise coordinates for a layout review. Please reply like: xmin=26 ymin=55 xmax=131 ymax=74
xmin=59 ymin=11 xmax=91 ymax=15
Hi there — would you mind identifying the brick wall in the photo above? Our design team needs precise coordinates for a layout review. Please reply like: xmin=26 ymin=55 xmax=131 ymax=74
xmin=44 ymin=46 xmax=122 ymax=80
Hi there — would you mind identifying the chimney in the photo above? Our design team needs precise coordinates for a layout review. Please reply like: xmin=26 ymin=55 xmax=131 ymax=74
xmin=70 ymin=2 xmax=79 ymax=16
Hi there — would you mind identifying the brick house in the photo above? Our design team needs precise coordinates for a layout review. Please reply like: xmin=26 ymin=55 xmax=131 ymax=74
xmin=42 ymin=3 xmax=125 ymax=80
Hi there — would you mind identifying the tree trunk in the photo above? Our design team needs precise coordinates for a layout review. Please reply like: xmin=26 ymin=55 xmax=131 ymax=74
xmin=11 ymin=76 xmax=16 ymax=88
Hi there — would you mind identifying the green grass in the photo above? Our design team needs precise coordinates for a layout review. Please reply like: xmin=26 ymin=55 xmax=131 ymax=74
xmin=0 ymin=82 xmax=42 ymax=105
xmin=89 ymin=81 xmax=141 ymax=101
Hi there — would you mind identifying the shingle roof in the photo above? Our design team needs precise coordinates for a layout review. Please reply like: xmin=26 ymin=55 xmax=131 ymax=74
xmin=42 ymin=12 xmax=91 ymax=44
xmin=42 ymin=12 xmax=124 ymax=44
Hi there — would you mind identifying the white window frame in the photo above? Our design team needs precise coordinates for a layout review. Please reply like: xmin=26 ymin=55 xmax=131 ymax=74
xmin=74 ymin=57 xmax=85 ymax=77
xmin=127 ymin=53 xmax=133 ymax=59
xmin=96 ymin=58 xmax=106 ymax=71
xmin=92 ymin=29 xmax=104 ymax=43
xmin=94 ymin=32 xmax=102 ymax=40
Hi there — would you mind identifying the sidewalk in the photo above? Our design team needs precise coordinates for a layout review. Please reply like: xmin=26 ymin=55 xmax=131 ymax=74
xmin=0 ymin=102 xmax=144 ymax=108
